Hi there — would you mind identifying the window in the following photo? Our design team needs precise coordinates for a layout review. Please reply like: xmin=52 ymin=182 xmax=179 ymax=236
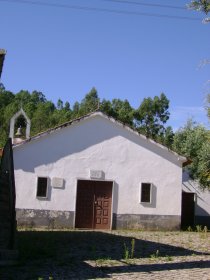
xmin=36 ymin=177 xmax=48 ymax=198
xmin=140 ymin=183 xmax=151 ymax=203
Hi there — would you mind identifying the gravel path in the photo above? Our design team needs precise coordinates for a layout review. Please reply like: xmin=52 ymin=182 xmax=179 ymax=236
xmin=0 ymin=230 xmax=210 ymax=279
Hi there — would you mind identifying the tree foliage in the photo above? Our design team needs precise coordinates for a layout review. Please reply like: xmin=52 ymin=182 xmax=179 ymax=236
xmin=101 ymin=98 xmax=134 ymax=126
xmin=188 ymin=0 xmax=210 ymax=13
xmin=79 ymin=87 xmax=99 ymax=115
xmin=188 ymin=0 xmax=210 ymax=22
xmin=173 ymin=120 xmax=210 ymax=189
xmin=0 ymin=86 xmax=72 ymax=146
xmin=134 ymin=93 xmax=170 ymax=140
xmin=207 ymin=93 xmax=210 ymax=119
xmin=0 ymin=86 xmax=172 ymax=146
xmin=188 ymin=1 xmax=210 ymax=120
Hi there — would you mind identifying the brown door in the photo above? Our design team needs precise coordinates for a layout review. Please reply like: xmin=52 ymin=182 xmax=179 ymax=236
xmin=94 ymin=181 xmax=112 ymax=229
xmin=181 ymin=192 xmax=195 ymax=229
xmin=75 ymin=181 xmax=94 ymax=229
xmin=75 ymin=180 xmax=112 ymax=229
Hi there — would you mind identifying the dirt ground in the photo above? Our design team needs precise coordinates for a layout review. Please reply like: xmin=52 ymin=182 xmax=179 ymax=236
xmin=0 ymin=229 xmax=210 ymax=279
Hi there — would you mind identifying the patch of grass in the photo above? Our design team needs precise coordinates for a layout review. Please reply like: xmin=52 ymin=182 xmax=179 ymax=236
xmin=150 ymin=250 xmax=160 ymax=260
xmin=165 ymin=255 xmax=173 ymax=261
xmin=95 ymin=257 xmax=111 ymax=266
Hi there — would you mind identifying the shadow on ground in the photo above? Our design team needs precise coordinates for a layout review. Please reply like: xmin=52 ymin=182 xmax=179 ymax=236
xmin=0 ymin=230 xmax=210 ymax=279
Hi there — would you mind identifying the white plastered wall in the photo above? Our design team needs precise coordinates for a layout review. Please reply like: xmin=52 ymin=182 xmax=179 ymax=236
xmin=13 ymin=114 xmax=183 ymax=216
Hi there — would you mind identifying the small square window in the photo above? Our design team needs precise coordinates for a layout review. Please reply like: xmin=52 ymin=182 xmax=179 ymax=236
xmin=36 ymin=177 xmax=48 ymax=198
xmin=140 ymin=183 xmax=151 ymax=203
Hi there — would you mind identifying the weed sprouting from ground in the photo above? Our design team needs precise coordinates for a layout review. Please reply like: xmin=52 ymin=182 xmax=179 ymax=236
xmin=131 ymin=238 xmax=135 ymax=258
xmin=150 ymin=249 xmax=160 ymax=259
xmin=123 ymin=238 xmax=135 ymax=260
xmin=196 ymin=225 xmax=203 ymax=232
xmin=123 ymin=242 xmax=130 ymax=260
xmin=187 ymin=225 xmax=208 ymax=236
xmin=187 ymin=226 xmax=193 ymax=232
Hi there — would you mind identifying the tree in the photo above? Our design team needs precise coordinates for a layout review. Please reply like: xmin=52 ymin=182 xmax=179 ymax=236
xmin=188 ymin=0 xmax=210 ymax=22
xmin=31 ymin=91 xmax=46 ymax=105
xmin=14 ymin=90 xmax=31 ymax=105
xmin=0 ymin=86 xmax=173 ymax=148
xmin=100 ymin=99 xmax=113 ymax=116
xmin=188 ymin=0 xmax=210 ymax=13
xmin=188 ymin=1 xmax=210 ymax=119
xmin=0 ymin=85 xmax=14 ymax=109
xmin=158 ymin=126 xmax=174 ymax=149
xmin=64 ymin=101 xmax=70 ymax=111
xmin=197 ymin=139 xmax=210 ymax=187
xmin=31 ymin=101 xmax=55 ymax=134
xmin=207 ymin=93 xmax=210 ymax=119
xmin=100 ymin=98 xmax=134 ymax=126
xmin=172 ymin=120 xmax=210 ymax=189
xmin=134 ymin=93 xmax=170 ymax=139
xmin=57 ymin=98 xmax=63 ymax=110
xmin=72 ymin=101 xmax=80 ymax=118
xmin=111 ymin=99 xmax=134 ymax=126
xmin=79 ymin=87 xmax=99 ymax=115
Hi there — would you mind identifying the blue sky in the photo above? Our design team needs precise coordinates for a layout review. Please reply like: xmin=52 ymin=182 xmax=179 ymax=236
xmin=0 ymin=0 xmax=209 ymax=130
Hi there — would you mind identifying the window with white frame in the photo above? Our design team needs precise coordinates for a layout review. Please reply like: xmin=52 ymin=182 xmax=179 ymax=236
xmin=36 ymin=177 xmax=48 ymax=198
xmin=140 ymin=183 xmax=152 ymax=203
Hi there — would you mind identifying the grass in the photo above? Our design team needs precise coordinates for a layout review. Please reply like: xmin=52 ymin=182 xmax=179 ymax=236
xmin=95 ymin=257 xmax=111 ymax=266
xmin=123 ymin=238 xmax=135 ymax=260
xmin=150 ymin=249 xmax=160 ymax=260
xmin=165 ymin=255 xmax=174 ymax=262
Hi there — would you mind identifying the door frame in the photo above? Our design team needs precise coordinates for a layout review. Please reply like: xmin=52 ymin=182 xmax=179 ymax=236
xmin=74 ymin=179 xmax=114 ymax=230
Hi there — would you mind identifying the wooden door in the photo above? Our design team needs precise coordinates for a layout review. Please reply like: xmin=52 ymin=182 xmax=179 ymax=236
xmin=75 ymin=181 xmax=94 ymax=228
xmin=94 ymin=181 xmax=112 ymax=229
xmin=75 ymin=180 xmax=112 ymax=229
xmin=181 ymin=192 xmax=195 ymax=229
